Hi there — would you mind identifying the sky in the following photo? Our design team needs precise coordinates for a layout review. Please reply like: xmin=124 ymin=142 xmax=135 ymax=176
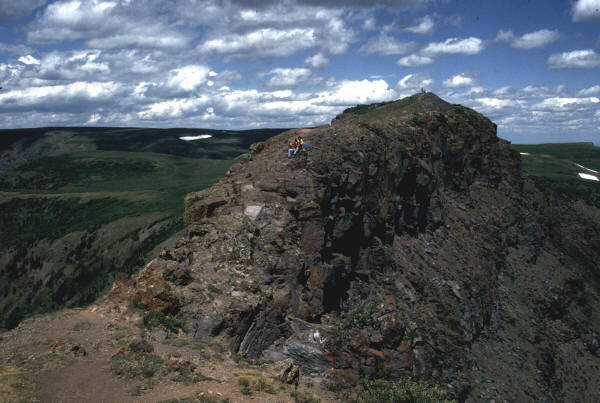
xmin=0 ymin=0 xmax=599 ymax=144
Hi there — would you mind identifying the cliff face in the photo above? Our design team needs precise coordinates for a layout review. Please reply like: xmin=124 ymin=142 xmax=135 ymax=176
xmin=113 ymin=93 xmax=600 ymax=401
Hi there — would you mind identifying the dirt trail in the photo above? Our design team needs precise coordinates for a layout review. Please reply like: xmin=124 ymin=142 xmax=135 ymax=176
xmin=1 ymin=301 xmax=336 ymax=402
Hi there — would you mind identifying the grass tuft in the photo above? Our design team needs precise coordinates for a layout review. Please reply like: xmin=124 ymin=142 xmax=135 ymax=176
xmin=110 ymin=351 xmax=165 ymax=379
xmin=358 ymin=377 xmax=455 ymax=403
xmin=0 ymin=365 xmax=38 ymax=402
xmin=142 ymin=310 xmax=188 ymax=333
xmin=291 ymin=389 xmax=321 ymax=403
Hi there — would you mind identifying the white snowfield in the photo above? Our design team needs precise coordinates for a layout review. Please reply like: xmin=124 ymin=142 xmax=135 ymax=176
xmin=179 ymin=134 xmax=212 ymax=141
xmin=578 ymin=173 xmax=599 ymax=181
xmin=574 ymin=163 xmax=599 ymax=173
xmin=520 ymin=152 xmax=530 ymax=155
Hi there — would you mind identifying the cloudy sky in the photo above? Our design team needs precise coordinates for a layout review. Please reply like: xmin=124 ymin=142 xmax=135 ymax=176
xmin=1 ymin=0 xmax=599 ymax=144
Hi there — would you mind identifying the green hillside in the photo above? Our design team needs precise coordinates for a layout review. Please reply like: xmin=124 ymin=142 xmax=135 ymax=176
xmin=0 ymin=151 xmax=232 ymax=249
xmin=0 ymin=127 xmax=285 ymax=159
xmin=0 ymin=127 xmax=286 ymax=329
xmin=512 ymin=142 xmax=600 ymax=206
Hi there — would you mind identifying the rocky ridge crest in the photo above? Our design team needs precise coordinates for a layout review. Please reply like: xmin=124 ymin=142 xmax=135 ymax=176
xmin=112 ymin=93 xmax=600 ymax=401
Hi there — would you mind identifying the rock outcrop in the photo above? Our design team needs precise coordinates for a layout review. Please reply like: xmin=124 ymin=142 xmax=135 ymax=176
xmin=112 ymin=93 xmax=600 ymax=402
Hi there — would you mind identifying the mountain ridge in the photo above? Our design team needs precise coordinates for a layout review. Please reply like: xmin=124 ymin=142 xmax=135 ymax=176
xmin=2 ymin=93 xmax=599 ymax=402
xmin=111 ymin=92 xmax=600 ymax=400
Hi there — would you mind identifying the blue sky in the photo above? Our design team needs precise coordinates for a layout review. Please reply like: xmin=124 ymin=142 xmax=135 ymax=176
xmin=0 ymin=0 xmax=599 ymax=144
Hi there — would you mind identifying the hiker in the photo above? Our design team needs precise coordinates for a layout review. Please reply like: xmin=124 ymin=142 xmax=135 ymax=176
xmin=297 ymin=136 xmax=309 ymax=152
xmin=288 ymin=138 xmax=300 ymax=158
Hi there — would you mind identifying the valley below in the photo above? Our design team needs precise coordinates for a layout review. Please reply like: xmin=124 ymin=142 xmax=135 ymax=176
xmin=0 ymin=127 xmax=285 ymax=330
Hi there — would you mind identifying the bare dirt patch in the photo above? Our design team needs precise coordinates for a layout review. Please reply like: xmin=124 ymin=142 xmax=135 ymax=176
xmin=0 ymin=301 xmax=337 ymax=402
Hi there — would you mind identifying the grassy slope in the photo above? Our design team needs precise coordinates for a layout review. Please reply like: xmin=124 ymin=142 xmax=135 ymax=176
xmin=512 ymin=142 xmax=600 ymax=169
xmin=88 ymin=127 xmax=285 ymax=159
xmin=0 ymin=125 xmax=290 ymax=249
xmin=512 ymin=142 xmax=600 ymax=206
xmin=0 ymin=151 xmax=233 ymax=249
xmin=0 ymin=151 xmax=234 ymax=328
xmin=0 ymin=127 xmax=287 ymax=329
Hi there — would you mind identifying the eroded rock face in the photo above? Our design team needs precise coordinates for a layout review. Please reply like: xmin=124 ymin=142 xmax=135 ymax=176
xmin=111 ymin=93 xmax=600 ymax=402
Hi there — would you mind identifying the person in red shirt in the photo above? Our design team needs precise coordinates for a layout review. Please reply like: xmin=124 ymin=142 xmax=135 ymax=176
xmin=288 ymin=138 xmax=299 ymax=158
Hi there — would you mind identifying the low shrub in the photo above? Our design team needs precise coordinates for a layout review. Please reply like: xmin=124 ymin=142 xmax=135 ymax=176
xmin=290 ymin=389 xmax=321 ymax=403
xmin=130 ymin=379 xmax=155 ymax=396
xmin=157 ymin=392 xmax=230 ymax=403
xmin=358 ymin=377 xmax=455 ymax=403
xmin=110 ymin=351 xmax=165 ymax=379
xmin=170 ymin=360 xmax=210 ymax=385
xmin=142 ymin=310 xmax=188 ymax=333
xmin=238 ymin=376 xmax=252 ymax=395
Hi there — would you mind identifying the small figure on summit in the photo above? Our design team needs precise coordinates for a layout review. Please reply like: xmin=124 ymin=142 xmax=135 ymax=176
xmin=288 ymin=138 xmax=300 ymax=158
xmin=297 ymin=136 xmax=309 ymax=152
xmin=287 ymin=136 xmax=310 ymax=158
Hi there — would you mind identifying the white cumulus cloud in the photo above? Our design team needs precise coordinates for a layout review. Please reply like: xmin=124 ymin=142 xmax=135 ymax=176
xmin=264 ymin=68 xmax=313 ymax=89
xmin=397 ymin=54 xmax=434 ymax=67
xmin=496 ymin=29 xmax=560 ymax=49
xmin=27 ymin=0 xmax=118 ymax=44
xmin=443 ymin=73 xmax=478 ymax=88
xmin=194 ymin=4 xmax=355 ymax=60
xmin=27 ymin=0 xmax=190 ymax=49
xmin=397 ymin=73 xmax=434 ymax=95
xmin=36 ymin=50 xmax=111 ymax=81
xmin=86 ymin=113 xmax=101 ymax=124
xmin=18 ymin=55 xmax=41 ymax=65
xmin=513 ymin=29 xmax=560 ymax=49
xmin=138 ymin=96 xmax=209 ymax=119
xmin=532 ymin=96 xmax=600 ymax=111
xmin=88 ymin=30 xmax=189 ymax=49
xmin=572 ymin=0 xmax=600 ymax=21
xmin=305 ymin=53 xmax=329 ymax=68
xmin=421 ymin=37 xmax=484 ymax=57
xmin=547 ymin=49 xmax=600 ymax=69
xmin=495 ymin=29 xmax=515 ymax=43
xmin=167 ymin=65 xmax=211 ymax=92
xmin=320 ymin=79 xmax=396 ymax=105
xmin=0 ymin=81 xmax=120 ymax=111
xmin=359 ymin=35 xmax=416 ymax=55
xmin=493 ymin=86 xmax=512 ymax=96
xmin=404 ymin=15 xmax=434 ymax=34
xmin=518 ymin=85 xmax=566 ymax=98
xmin=198 ymin=28 xmax=318 ymax=60
xmin=475 ymin=97 xmax=516 ymax=110
xmin=578 ymin=85 xmax=600 ymax=96
xmin=362 ymin=16 xmax=376 ymax=31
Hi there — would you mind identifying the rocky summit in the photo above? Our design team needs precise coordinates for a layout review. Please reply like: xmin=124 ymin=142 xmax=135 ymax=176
xmin=38 ymin=92 xmax=600 ymax=401
xmin=108 ymin=92 xmax=600 ymax=401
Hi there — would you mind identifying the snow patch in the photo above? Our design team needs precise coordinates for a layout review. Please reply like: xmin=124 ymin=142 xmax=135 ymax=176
xmin=179 ymin=134 xmax=212 ymax=141
xmin=520 ymin=152 xmax=530 ymax=155
xmin=578 ymin=173 xmax=599 ymax=181
xmin=574 ymin=163 xmax=599 ymax=173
